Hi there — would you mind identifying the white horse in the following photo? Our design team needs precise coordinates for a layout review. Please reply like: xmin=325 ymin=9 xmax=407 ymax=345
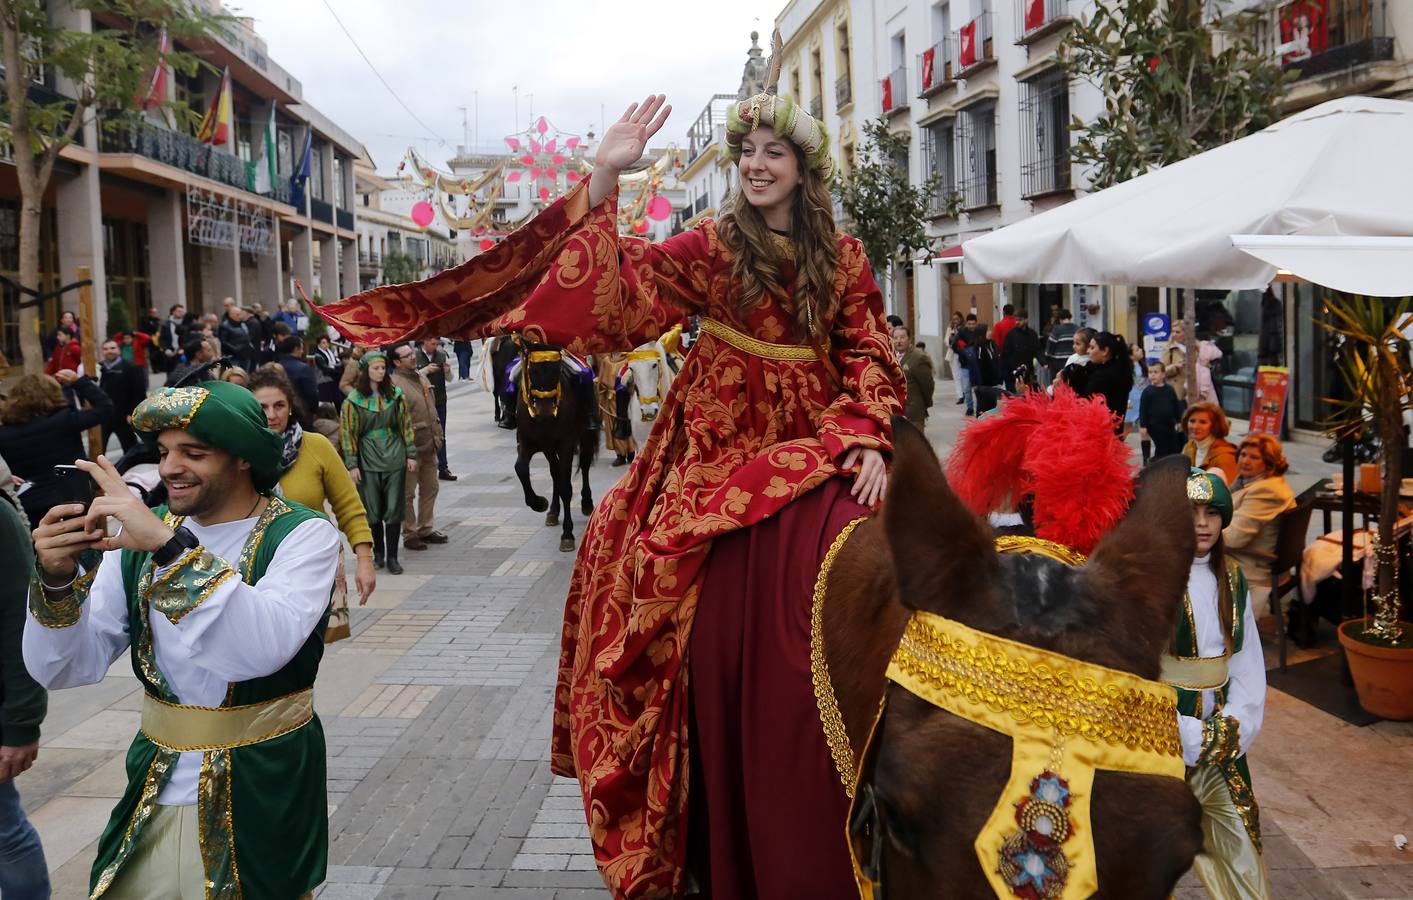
xmin=618 ymin=332 xmax=682 ymax=451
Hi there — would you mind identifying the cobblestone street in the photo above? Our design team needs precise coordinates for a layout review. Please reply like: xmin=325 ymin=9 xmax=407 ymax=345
xmin=18 ymin=376 xmax=1413 ymax=899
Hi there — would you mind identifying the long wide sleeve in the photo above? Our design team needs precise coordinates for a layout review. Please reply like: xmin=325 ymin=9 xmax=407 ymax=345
xmin=318 ymin=182 xmax=711 ymax=355
xmin=817 ymin=239 xmax=905 ymax=462
xmin=316 ymin=436 xmax=373 ymax=548
xmin=24 ymin=548 xmax=131 ymax=691
xmin=339 ymin=400 xmax=361 ymax=468
xmin=147 ymin=518 xmax=339 ymax=684
xmin=1225 ymin=583 xmax=1266 ymax=757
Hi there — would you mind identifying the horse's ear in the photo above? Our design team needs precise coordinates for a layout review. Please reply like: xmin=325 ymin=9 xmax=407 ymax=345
xmin=883 ymin=416 xmax=997 ymax=613
xmin=1080 ymin=455 xmax=1195 ymax=653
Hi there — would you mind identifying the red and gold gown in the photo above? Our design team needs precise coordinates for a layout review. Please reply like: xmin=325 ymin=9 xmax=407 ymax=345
xmin=320 ymin=181 xmax=903 ymax=898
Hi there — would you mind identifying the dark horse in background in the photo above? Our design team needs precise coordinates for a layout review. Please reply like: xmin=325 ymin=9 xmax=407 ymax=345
xmin=815 ymin=422 xmax=1203 ymax=897
xmin=513 ymin=341 xmax=597 ymax=552
xmin=490 ymin=336 xmax=520 ymax=429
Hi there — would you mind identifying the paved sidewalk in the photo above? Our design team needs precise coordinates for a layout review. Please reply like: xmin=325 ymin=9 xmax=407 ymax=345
xmin=17 ymin=374 xmax=1413 ymax=899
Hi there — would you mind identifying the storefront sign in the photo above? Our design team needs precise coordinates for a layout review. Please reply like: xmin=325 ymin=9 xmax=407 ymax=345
xmin=1142 ymin=312 xmax=1170 ymax=363
xmin=186 ymin=186 xmax=275 ymax=256
xmin=1249 ymin=366 xmax=1290 ymax=436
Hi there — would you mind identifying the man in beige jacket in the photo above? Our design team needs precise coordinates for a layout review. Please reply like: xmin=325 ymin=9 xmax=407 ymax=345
xmin=390 ymin=344 xmax=447 ymax=550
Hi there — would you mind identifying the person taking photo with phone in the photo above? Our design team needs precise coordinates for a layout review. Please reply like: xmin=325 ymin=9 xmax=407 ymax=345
xmin=25 ymin=381 xmax=340 ymax=899
xmin=0 ymin=371 xmax=113 ymax=526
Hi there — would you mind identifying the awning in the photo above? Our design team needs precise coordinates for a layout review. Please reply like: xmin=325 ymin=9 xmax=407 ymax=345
xmin=1231 ymin=235 xmax=1413 ymax=298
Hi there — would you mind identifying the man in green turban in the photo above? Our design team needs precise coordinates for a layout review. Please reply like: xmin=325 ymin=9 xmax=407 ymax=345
xmin=26 ymin=380 xmax=340 ymax=899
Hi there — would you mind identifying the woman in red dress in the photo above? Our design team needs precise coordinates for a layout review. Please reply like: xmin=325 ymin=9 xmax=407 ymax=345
xmin=322 ymin=86 xmax=903 ymax=898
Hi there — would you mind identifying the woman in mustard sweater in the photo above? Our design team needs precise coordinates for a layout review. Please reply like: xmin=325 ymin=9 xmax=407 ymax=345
xmin=249 ymin=367 xmax=377 ymax=611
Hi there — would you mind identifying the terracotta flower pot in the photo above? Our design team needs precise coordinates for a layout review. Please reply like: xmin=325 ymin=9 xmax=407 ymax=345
xmin=1338 ymin=619 xmax=1413 ymax=721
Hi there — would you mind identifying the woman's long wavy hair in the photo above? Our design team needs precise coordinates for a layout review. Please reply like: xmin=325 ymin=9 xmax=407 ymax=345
xmin=716 ymin=139 xmax=838 ymax=340
xmin=1 ymin=374 xmax=67 ymax=426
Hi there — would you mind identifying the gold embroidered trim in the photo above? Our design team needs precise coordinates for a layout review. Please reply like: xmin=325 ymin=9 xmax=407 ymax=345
xmin=89 ymin=750 xmax=176 ymax=899
xmin=1159 ymin=652 xmax=1230 ymax=691
xmin=1197 ymin=714 xmax=1242 ymax=768
xmin=890 ymin=612 xmax=1183 ymax=758
xmin=28 ymin=563 xmax=99 ymax=629
xmin=624 ymin=349 xmax=660 ymax=363
xmin=768 ymin=231 xmax=795 ymax=260
xmin=527 ymin=350 xmax=562 ymax=364
xmin=1217 ymin=759 xmax=1263 ymax=853
xmin=811 ymin=516 xmax=868 ymax=798
xmin=197 ymin=749 xmax=242 ymax=900
xmin=144 ymin=548 xmax=238 ymax=626
xmin=993 ymin=535 xmax=1089 ymax=567
xmin=699 ymin=317 xmax=817 ymax=361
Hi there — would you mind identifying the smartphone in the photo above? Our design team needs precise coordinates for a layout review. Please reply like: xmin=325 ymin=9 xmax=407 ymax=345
xmin=52 ymin=465 xmax=97 ymax=511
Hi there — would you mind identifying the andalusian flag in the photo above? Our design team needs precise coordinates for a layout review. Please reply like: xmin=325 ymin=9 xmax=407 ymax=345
xmin=197 ymin=67 xmax=233 ymax=146
xmin=252 ymin=105 xmax=278 ymax=194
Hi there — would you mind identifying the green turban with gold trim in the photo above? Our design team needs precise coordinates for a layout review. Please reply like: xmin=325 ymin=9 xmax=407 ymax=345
xmin=130 ymin=381 xmax=283 ymax=492
xmin=1186 ymin=468 xmax=1232 ymax=528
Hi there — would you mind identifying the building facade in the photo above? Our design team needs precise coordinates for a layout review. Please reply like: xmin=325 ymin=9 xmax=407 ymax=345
xmin=1 ymin=2 xmax=365 ymax=368
xmin=353 ymin=158 xmax=459 ymax=291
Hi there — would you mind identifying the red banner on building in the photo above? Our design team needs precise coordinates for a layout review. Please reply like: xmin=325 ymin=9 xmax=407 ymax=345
xmin=881 ymin=76 xmax=893 ymax=112
xmin=921 ymin=47 xmax=935 ymax=91
xmin=1025 ymin=0 xmax=1046 ymax=33
xmin=1249 ymin=366 xmax=1290 ymax=436
xmin=1280 ymin=0 xmax=1328 ymax=63
xmin=959 ymin=20 xmax=977 ymax=68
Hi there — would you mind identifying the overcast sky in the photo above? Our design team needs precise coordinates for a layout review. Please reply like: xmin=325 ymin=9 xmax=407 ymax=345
xmin=228 ymin=0 xmax=767 ymax=172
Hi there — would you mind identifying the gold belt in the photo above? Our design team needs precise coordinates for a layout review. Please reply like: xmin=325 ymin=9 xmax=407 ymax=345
xmin=1160 ymin=652 xmax=1230 ymax=691
xmin=698 ymin=317 xmax=817 ymax=361
xmin=141 ymin=689 xmax=314 ymax=752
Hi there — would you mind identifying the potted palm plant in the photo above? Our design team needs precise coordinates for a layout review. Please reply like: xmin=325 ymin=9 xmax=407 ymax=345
xmin=1325 ymin=295 xmax=1413 ymax=719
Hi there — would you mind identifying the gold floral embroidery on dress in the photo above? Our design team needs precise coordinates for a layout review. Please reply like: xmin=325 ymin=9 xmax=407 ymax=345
xmin=28 ymin=562 xmax=99 ymax=629
xmin=89 ymin=750 xmax=177 ymax=899
xmin=129 ymin=386 xmax=211 ymax=433
xmin=197 ymin=750 xmax=242 ymax=900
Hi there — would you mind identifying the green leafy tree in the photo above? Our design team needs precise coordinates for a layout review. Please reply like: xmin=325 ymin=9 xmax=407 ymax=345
xmin=1 ymin=0 xmax=221 ymax=372
xmin=105 ymin=295 xmax=131 ymax=337
xmin=381 ymin=248 xmax=421 ymax=286
xmin=832 ymin=118 xmax=942 ymax=307
xmin=1061 ymin=0 xmax=1290 ymax=396
xmin=302 ymin=291 xmax=329 ymax=345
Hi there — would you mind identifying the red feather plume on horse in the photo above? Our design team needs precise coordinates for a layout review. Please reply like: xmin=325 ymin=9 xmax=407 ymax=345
xmin=945 ymin=385 xmax=1136 ymax=555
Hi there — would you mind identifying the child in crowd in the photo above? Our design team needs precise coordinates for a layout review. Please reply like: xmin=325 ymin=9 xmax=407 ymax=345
xmin=1065 ymin=327 xmax=1097 ymax=368
xmin=1125 ymin=343 xmax=1147 ymax=456
xmin=1163 ymin=470 xmax=1270 ymax=899
xmin=1140 ymin=360 xmax=1184 ymax=461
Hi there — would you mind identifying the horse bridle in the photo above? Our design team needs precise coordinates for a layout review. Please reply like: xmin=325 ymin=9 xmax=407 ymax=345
xmin=519 ymin=348 xmax=564 ymax=418
xmin=623 ymin=348 xmax=665 ymax=408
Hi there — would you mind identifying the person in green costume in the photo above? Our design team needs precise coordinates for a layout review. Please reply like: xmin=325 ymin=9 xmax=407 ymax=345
xmin=338 ymin=350 xmax=418 ymax=575
xmin=1161 ymin=469 xmax=1270 ymax=899
xmin=25 ymin=380 xmax=341 ymax=899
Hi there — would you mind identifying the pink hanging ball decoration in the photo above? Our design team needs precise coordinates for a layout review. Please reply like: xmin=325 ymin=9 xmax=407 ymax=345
xmin=479 ymin=239 xmax=496 ymax=251
xmin=632 ymin=219 xmax=649 ymax=235
xmin=539 ymin=186 xmax=551 ymax=201
xmin=647 ymin=196 xmax=671 ymax=221
xmin=411 ymin=202 xmax=435 ymax=227
xmin=566 ymin=171 xmax=580 ymax=182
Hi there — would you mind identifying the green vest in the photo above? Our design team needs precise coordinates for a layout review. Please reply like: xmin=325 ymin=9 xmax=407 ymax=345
xmin=89 ymin=498 xmax=330 ymax=900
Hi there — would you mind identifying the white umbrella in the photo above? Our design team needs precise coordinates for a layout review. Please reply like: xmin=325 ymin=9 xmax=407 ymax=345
xmin=962 ymin=96 xmax=1413 ymax=294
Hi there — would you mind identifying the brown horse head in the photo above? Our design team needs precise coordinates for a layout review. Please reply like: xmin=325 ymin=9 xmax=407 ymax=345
xmin=858 ymin=418 xmax=1201 ymax=897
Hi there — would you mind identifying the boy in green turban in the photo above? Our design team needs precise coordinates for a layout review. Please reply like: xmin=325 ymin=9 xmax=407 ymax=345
xmin=26 ymin=380 xmax=341 ymax=899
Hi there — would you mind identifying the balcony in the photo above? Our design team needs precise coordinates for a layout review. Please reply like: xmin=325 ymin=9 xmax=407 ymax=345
xmin=881 ymin=66 xmax=908 ymax=117
xmin=686 ymin=94 xmax=736 ymax=166
xmin=917 ymin=37 xmax=958 ymax=99
xmin=1275 ymin=1 xmax=1393 ymax=83
xmin=1015 ymin=0 xmax=1075 ymax=46
xmin=809 ymin=95 xmax=823 ymax=119
xmin=836 ymin=74 xmax=853 ymax=109
xmin=309 ymin=197 xmax=333 ymax=225
xmin=336 ymin=207 xmax=354 ymax=231
xmin=99 ymin=120 xmax=248 ymax=192
xmin=955 ymin=12 xmax=997 ymax=79
xmin=358 ymin=250 xmax=380 ymax=271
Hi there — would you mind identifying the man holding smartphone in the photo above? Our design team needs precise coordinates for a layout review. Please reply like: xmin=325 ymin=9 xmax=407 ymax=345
xmin=25 ymin=381 xmax=339 ymax=899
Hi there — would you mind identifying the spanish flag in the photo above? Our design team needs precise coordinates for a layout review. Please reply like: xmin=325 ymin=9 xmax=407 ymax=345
xmin=197 ymin=67 xmax=233 ymax=146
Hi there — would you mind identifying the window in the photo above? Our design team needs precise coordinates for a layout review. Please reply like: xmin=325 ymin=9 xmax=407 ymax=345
xmin=1019 ymin=70 xmax=1071 ymax=198
xmin=956 ymin=103 xmax=997 ymax=209
xmin=836 ymin=23 xmax=852 ymax=108
xmin=921 ymin=119 xmax=956 ymax=216
xmin=810 ymin=48 xmax=824 ymax=118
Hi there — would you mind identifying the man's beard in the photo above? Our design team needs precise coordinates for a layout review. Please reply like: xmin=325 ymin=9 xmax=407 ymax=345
xmin=165 ymin=468 xmax=238 ymax=519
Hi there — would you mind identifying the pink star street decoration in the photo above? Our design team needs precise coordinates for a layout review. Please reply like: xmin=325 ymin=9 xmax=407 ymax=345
xmin=503 ymin=116 xmax=582 ymax=204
